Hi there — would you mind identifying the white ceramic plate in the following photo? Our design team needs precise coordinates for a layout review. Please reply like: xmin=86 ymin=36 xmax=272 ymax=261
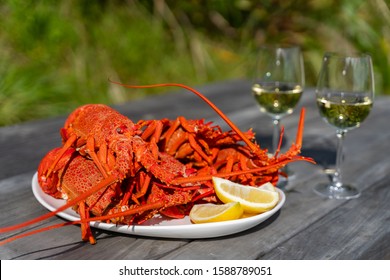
xmin=32 ymin=172 xmax=285 ymax=239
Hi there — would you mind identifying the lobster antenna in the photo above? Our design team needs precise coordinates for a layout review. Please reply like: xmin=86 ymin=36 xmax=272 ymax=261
xmin=109 ymin=80 xmax=261 ymax=153
xmin=0 ymin=175 xmax=118 ymax=234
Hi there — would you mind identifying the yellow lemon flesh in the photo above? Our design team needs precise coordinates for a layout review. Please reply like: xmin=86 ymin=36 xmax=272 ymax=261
xmin=212 ymin=177 xmax=279 ymax=214
xmin=189 ymin=202 xmax=243 ymax=224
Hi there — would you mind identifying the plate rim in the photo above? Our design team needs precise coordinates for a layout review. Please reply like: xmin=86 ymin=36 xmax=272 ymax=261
xmin=32 ymin=172 xmax=285 ymax=239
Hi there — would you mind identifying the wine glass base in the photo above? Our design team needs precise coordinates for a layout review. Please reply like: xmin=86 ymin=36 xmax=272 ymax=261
xmin=282 ymin=165 xmax=295 ymax=179
xmin=314 ymin=183 xmax=360 ymax=199
xmin=276 ymin=166 xmax=295 ymax=189
xmin=276 ymin=176 xmax=288 ymax=189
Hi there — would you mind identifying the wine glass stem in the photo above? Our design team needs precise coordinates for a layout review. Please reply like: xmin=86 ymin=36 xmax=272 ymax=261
xmin=333 ymin=130 xmax=346 ymax=189
xmin=272 ymin=118 xmax=281 ymax=154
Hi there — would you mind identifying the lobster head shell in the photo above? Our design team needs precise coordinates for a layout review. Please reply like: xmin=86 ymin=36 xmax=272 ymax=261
xmin=60 ymin=104 xmax=140 ymax=144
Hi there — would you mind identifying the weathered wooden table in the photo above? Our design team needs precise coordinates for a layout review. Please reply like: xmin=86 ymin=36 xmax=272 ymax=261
xmin=0 ymin=80 xmax=389 ymax=259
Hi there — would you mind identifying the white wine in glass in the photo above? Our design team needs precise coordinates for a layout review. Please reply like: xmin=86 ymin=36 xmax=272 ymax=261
xmin=252 ymin=45 xmax=305 ymax=179
xmin=314 ymin=52 xmax=374 ymax=199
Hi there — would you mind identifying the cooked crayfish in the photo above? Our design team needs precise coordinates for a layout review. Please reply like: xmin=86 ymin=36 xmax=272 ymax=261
xmin=0 ymin=82 xmax=314 ymax=245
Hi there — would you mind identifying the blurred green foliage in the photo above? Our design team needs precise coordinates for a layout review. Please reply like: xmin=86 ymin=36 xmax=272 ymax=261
xmin=0 ymin=0 xmax=389 ymax=126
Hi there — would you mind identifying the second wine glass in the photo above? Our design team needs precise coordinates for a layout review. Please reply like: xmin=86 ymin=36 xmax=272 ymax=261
xmin=252 ymin=45 xmax=305 ymax=178
xmin=314 ymin=52 xmax=374 ymax=199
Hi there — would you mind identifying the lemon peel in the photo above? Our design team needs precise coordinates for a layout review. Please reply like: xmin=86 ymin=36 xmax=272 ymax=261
xmin=189 ymin=202 xmax=243 ymax=224
xmin=212 ymin=177 xmax=279 ymax=214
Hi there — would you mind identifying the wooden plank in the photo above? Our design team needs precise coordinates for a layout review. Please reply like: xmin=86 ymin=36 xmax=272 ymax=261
xmin=263 ymin=176 xmax=390 ymax=260
xmin=0 ymin=118 xmax=63 ymax=180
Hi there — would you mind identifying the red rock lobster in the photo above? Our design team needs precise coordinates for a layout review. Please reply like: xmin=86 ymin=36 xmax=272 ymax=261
xmin=0 ymin=82 xmax=314 ymax=245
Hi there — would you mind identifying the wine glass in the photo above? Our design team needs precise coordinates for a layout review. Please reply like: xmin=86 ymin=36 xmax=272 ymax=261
xmin=252 ymin=45 xmax=305 ymax=179
xmin=314 ymin=52 xmax=374 ymax=199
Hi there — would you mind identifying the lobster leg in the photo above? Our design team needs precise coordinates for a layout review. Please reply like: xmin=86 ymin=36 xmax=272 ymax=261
xmin=171 ymin=156 xmax=315 ymax=186
xmin=78 ymin=201 xmax=96 ymax=244
xmin=86 ymin=136 xmax=110 ymax=178
xmin=187 ymin=134 xmax=212 ymax=165
xmin=132 ymin=172 xmax=152 ymax=201
xmin=273 ymin=126 xmax=285 ymax=159
xmin=139 ymin=120 xmax=164 ymax=142
xmin=296 ymin=107 xmax=305 ymax=147
xmin=161 ymin=118 xmax=181 ymax=147
xmin=176 ymin=117 xmax=213 ymax=164
xmin=272 ymin=107 xmax=306 ymax=162
xmin=44 ymin=134 xmax=77 ymax=178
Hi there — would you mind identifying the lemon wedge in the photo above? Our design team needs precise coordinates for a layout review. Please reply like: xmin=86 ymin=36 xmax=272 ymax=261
xmin=212 ymin=177 xmax=279 ymax=214
xmin=189 ymin=202 xmax=243 ymax=224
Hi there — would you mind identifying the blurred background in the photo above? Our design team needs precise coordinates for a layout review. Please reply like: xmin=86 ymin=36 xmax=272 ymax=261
xmin=1 ymin=0 xmax=389 ymax=126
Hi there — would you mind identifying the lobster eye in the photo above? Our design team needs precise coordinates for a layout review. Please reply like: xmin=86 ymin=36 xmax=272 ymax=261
xmin=116 ymin=125 xmax=128 ymax=134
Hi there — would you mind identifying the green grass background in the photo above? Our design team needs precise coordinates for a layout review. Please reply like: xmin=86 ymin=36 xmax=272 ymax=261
xmin=1 ymin=0 xmax=389 ymax=126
